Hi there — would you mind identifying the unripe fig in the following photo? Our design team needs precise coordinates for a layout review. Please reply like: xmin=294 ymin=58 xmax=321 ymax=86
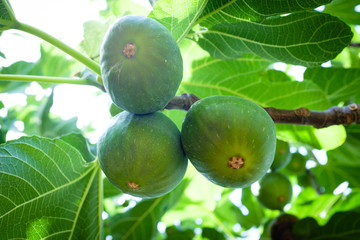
xmin=181 ymin=95 xmax=276 ymax=188
xmin=98 ymin=111 xmax=188 ymax=198
xmin=257 ymin=172 xmax=292 ymax=210
xmin=271 ymin=139 xmax=291 ymax=171
xmin=270 ymin=213 xmax=298 ymax=240
xmin=100 ymin=15 xmax=183 ymax=114
xmin=284 ymin=152 xmax=307 ymax=175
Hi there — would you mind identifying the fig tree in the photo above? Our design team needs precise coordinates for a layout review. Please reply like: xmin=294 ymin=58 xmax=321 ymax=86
xmin=257 ymin=172 xmax=292 ymax=210
xmin=100 ymin=15 xmax=183 ymax=114
xmin=271 ymin=139 xmax=292 ymax=171
xmin=98 ymin=111 xmax=188 ymax=198
xmin=181 ymin=95 xmax=276 ymax=188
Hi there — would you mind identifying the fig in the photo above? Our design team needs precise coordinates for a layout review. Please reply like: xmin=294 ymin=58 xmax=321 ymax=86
xmin=271 ymin=139 xmax=292 ymax=171
xmin=100 ymin=15 xmax=183 ymax=114
xmin=257 ymin=172 xmax=292 ymax=210
xmin=98 ymin=111 xmax=188 ymax=198
xmin=181 ymin=95 xmax=276 ymax=188
xmin=269 ymin=213 xmax=298 ymax=240
xmin=284 ymin=152 xmax=307 ymax=175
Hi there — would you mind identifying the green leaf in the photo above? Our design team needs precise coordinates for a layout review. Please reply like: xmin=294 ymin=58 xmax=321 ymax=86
xmin=312 ymin=125 xmax=360 ymax=192
xmin=0 ymin=61 xmax=36 ymax=93
xmin=0 ymin=43 xmax=79 ymax=93
xmin=60 ymin=133 xmax=95 ymax=163
xmin=212 ymin=189 xmax=242 ymax=232
xmin=304 ymin=67 xmax=360 ymax=104
xmin=165 ymin=225 xmax=195 ymax=240
xmin=276 ymin=124 xmax=346 ymax=150
xmin=101 ymin=0 xmax=150 ymax=18
xmin=0 ymin=50 xmax=5 ymax=59
xmin=196 ymin=11 xmax=353 ymax=66
xmin=107 ymin=179 xmax=189 ymax=239
xmin=103 ymin=176 xmax=122 ymax=199
xmin=324 ymin=0 xmax=360 ymax=25
xmin=293 ymin=211 xmax=360 ymax=240
xmin=0 ymin=0 xmax=17 ymax=31
xmin=80 ymin=19 xmax=114 ymax=60
xmin=0 ymin=135 xmax=102 ymax=239
xmin=202 ymin=227 xmax=226 ymax=240
xmin=237 ymin=187 xmax=265 ymax=230
xmin=31 ymin=43 xmax=80 ymax=77
xmin=288 ymin=188 xmax=342 ymax=222
xmin=197 ymin=0 xmax=332 ymax=27
xmin=148 ymin=0 xmax=209 ymax=43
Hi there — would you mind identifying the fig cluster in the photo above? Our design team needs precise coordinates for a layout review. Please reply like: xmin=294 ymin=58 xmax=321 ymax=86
xmin=98 ymin=15 xmax=187 ymax=198
xmin=97 ymin=15 xmax=280 ymax=199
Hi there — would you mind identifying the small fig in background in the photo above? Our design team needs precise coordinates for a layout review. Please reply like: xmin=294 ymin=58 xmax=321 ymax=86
xmin=284 ymin=152 xmax=307 ymax=176
xmin=271 ymin=139 xmax=292 ymax=171
xmin=257 ymin=172 xmax=292 ymax=210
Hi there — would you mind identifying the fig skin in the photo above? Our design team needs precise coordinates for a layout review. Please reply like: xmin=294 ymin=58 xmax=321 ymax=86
xmin=181 ymin=95 xmax=276 ymax=188
xmin=271 ymin=139 xmax=292 ymax=171
xmin=284 ymin=152 xmax=307 ymax=175
xmin=100 ymin=15 xmax=183 ymax=114
xmin=257 ymin=172 xmax=292 ymax=210
xmin=98 ymin=111 xmax=188 ymax=199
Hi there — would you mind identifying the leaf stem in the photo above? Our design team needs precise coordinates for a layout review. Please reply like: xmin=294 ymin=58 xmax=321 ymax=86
xmin=15 ymin=22 xmax=101 ymax=75
xmin=0 ymin=74 xmax=89 ymax=85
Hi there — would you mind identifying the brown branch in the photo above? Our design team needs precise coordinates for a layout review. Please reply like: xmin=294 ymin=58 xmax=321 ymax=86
xmin=165 ymin=93 xmax=360 ymax=128
xmin=349 ymin=42 xmax=360 ymax=47
xmin=165 ymin=93 xmax=200 ymax=111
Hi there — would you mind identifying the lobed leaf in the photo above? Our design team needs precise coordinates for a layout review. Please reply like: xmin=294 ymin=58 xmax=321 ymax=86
xmin=197 ymin=0 xmax=332 ymax=27
xmin=304 ymin=67 xmax=360 ymax=104
xmin=106 ymin=179 xmax=189 ymax=239
xmin=0 ymin=0 xmax=17 ymax=31
xmin=312 ymin=125 xmax=360 ymax=193
xmin=324 ymin=0 xmax=360 ymax=25
xmin=293 ymin=211 xmax=360 ymax=240
xmin=80 ymin=19 xmax=114 ymax=61
xmin=196 ymin=11 xmax=353 ymax=66
xmin=148 ymin=0 xmax=209 ymax=43
xmin=0 ymin=135 xmax=102 ymax=239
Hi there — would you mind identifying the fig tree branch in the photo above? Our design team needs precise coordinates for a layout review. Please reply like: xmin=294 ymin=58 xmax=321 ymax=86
xmin=165 ymin=94 xmax=360 ymax=128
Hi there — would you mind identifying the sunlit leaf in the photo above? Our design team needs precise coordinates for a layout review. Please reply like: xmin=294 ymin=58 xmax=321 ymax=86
xmin=0 ymin=135 xmax=102 ymax=239
xmin=288 ymin=188 xmax=341 ymax=223
xmin=324 ymin=0 xmax=360 ymax=25
xmin=149 ymin=0 xmax=208 ymax=43
xmin=237 ymin=187 xmax=265 ymax=229
xmin=80 ymin=19 xmax=114 ymax=61
xmin=312 ymin=126 xmax=360 ymax=193
xmin=304 ymin=67 xmax=360 ymax=104
xmin=101 ymin=0 xmax=150 ymax=18
xmin=0 ymin=0 xmax=17 ymax=31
